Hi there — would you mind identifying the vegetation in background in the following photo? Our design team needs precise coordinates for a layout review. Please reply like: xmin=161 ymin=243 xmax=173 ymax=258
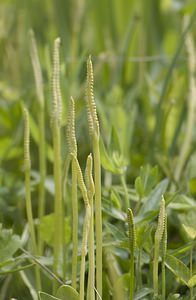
xmin=0 ymin=0 xmax=196 ymax=299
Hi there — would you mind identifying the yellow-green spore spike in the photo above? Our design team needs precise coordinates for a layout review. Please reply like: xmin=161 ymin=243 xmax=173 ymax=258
xmin=86 ymin=56 xmax=102 ymax=299
xmin=51 ymin=37 xmax=63 ymax=287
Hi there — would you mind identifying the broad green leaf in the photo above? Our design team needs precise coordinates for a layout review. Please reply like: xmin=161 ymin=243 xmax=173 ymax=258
xmin=188 ymin=275 xmax=196 ymax=288
xmin=0 ymin=225 xmax=22 ymax=263
xmin=99 ymin=137 xmax=122 ymax=174
xmin=169 ymin=241 xmax=195 ymax=257
xmin=110 ymin=126 xmax=122 ymax=154
xmin=177 ymin=210 xmax=196 ymax=240
xmin=139 ymin=179 xmax=169 ymax=214
xmin=189 ymin=178 xmax=196 ymax=196
xmin=182 ymin=224 xmax=196 ymax=240
xmin=165 ymin=254 xmax=190 ymax=285
xmin=138 ymin=165 xmax=159 ymax=196
xmin=56 ymin=285 xmax=79 ymax=300
xmin=169 ymin=195 xmax=196 ymax=211
xmin=39 ymin=292 xmax=60 ymax=300
xmin=115 ymin=273 xmax=129 ymax=299
xmin=135 ymin=176 xmax=144 ymax=198
xmin=133 ymin=287 xmax=153 ymax=299
xmin=167 ymin=294 xmax=180 ymax=300
xmin=110 ymin=190 xmax=121 ymax=209
xmin=105 ymin=222 xmax=126 ymax=241
xmin=136 ymin=223 xmax=154 ymax=248
xmin=102 ymin=199 xmax=126 ymax=221
xmin=38 ymin=214 xmax=71 ymax=246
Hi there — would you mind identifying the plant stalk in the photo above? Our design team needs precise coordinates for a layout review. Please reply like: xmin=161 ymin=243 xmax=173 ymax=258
xmin=71 ymin=159 xmax=78 ymax=289
xmin=52 ymin=122 xmax=63 ymax=278
xmin=23 ymin=108 xmax=41 ymax=291
xmin=93 ymin=133 xmax=102 ymax=298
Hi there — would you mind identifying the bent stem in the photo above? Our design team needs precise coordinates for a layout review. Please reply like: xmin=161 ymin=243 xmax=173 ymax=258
xmin=72 ymin=155 xmax=91 ymax=300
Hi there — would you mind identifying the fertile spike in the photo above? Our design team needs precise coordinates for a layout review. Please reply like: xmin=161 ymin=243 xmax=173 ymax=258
xmin=51 ymin=37 xmax=62 ymax=124
xmin=67 ymin=97 xmax=77 ymax=156
xmin=155 ymin=196 xmax=166 ymax=242
xmin=23 ymin=107 xmax=31 ymax=171
xmin=86 ymin=56 xmax=99 ymax=136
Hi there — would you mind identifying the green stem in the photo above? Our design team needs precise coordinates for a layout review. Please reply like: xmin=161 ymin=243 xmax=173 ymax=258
xmin=71 ymin=159 xmax=78 ymax=290
xmin=87 ymin=195 xmax=95 ymax=300
xmin=161 ymin=256 xmax=165 ymax=300
xmin=137 ymin=249 xmax=142 ymax=290
xmin=24 ymin=108 xmax=41 ymax=292
xmin=153 ymin=239 xmax=160 ymax=297
xmin=25 ymin=168 xmax=41 ymax=291
xmin=80 ymin=205 xmax=91 ymax=300
xmin=121 ymin=174 xmax=129 ymax=210
xmin=161 ymin=215 xmax=167 ymax=300
xmin=38 ymin=107 xmax=46 ymax=255
xmin=52 ymin=122 xmax=63 ymax=288
xmin=190 ymin=248 xmax=193 ymax=300
xmin=127 ymin=208 xmax=136 ymax=300
xmin=92 ymin=133 xmax=102 ymax=299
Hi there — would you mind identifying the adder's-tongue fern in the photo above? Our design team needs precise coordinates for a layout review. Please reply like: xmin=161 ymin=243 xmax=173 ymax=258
xmin=51 ymin=37 xmax=63 ymax=286
xmin=86 ymin=56 xmax=102 ymax=299
xmin=67 ymin=97 xmax=78 ymax=289
xmin=23 ymin=107 xmax=41 ymax=290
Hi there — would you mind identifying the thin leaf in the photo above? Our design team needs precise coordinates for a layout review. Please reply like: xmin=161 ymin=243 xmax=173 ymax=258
xmin=39 ymin=292 xmax=60 ymax=300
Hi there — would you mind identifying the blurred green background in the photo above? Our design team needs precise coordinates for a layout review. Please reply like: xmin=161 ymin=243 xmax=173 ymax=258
xmin=0 ymin=0 xmax=196 ymax=222
xmin=0 ymin=0 xmax=196 ymax=298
